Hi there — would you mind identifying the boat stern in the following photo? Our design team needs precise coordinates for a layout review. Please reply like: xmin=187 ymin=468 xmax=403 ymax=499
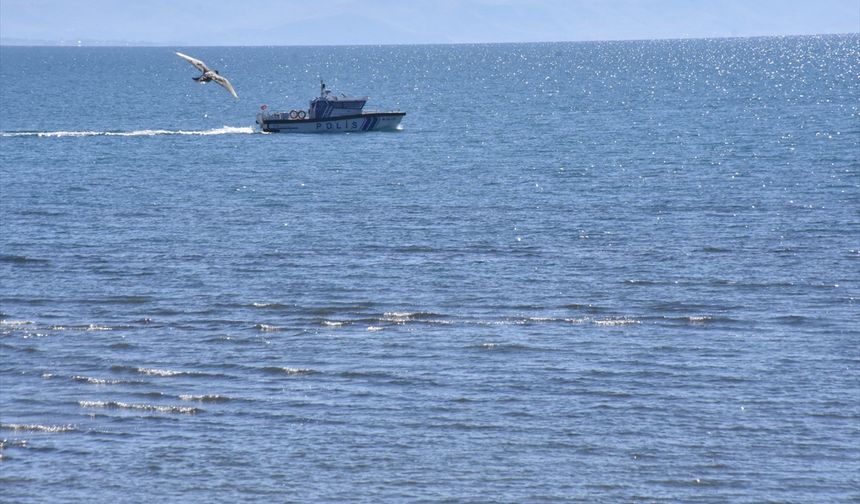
xmin=256 ymin=112 xmax=271 ymax=132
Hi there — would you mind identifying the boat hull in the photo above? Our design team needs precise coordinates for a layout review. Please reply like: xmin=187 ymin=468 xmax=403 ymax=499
xmin=257 ymin=112 xmax=405 ymax=133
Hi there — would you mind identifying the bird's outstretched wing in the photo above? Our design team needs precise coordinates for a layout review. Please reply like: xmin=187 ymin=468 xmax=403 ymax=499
xmin=175 ymin=52 xmax=210 ymax=73
xmin=211 ymin=73 xmax=239 ymax=99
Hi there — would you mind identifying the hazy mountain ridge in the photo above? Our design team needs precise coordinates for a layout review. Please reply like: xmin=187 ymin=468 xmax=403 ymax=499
xmin=2 ymin=0 xmax=857 ymax=46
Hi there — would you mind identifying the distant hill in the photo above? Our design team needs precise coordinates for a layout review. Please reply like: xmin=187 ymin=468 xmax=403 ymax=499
xmin=1 ymin=0 xmax=857 ymax=46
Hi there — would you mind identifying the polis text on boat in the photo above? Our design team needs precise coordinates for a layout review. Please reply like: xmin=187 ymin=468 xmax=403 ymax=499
xmin=256 ymin=81 xmax=405 ymax=133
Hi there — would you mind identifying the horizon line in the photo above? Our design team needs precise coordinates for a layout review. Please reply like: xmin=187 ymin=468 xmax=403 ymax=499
xmin=1 ymin=32 xmax=856 ymax=49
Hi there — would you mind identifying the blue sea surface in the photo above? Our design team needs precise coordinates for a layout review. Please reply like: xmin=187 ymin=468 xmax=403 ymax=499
xmin=1 ymin=36 xmax=858 ymax=502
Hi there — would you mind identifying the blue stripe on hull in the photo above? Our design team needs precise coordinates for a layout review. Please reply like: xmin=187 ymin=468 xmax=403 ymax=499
xmin=258 ymin=112 xmax=404 ymax=133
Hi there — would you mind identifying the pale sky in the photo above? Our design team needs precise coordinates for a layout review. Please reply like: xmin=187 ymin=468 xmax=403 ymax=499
xmin=1 ymin=0 xmax=858 ymax=46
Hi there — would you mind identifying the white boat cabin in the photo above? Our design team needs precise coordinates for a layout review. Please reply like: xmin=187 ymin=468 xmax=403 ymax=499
xmin=309 ymin=81 xmax=368 ymax=119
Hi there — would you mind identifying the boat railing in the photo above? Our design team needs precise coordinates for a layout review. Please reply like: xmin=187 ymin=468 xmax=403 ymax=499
xmin=260 ymin=110 xmax=308 ymax=121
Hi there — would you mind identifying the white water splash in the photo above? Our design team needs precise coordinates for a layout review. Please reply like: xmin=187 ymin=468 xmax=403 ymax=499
xmin=279 ymin=367 xmax=315 ymax=376
xmin=1 ymin=423 xmax=77 ymax=433
xmin=0 ymin=126 xmax=255 ymax=138
xmin=78 ymin=400 xmax=199 ymax=414
xmin=136 ymin=367 xmax=184 ymax=377
xmin=71 ymin=375 xmax=131 ymax=385
xmin=0 ymin=319 xmax=34 ymax=327
xmin=593 ymin=317 xmax=640 ymax=326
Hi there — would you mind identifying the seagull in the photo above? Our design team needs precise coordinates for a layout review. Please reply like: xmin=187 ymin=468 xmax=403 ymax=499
xmin=175 ymin=51 xmax=239 ymax=99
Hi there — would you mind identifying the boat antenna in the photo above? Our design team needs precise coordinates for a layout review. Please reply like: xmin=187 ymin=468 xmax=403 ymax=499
xmin=320 ymin=79 xmax=325 ymax=98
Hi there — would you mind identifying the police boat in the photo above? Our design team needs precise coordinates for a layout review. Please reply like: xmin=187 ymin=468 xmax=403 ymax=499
xmin=256 ymin=80 xmax=405 ymax=133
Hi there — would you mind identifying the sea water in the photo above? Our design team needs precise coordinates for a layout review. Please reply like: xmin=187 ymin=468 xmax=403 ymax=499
xmin=1 ymin=36 xmax=858 ymax=502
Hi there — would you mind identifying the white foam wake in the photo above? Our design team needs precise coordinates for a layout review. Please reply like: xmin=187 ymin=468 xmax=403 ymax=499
xmin=0 ymin=126 xmax=255 ymax=138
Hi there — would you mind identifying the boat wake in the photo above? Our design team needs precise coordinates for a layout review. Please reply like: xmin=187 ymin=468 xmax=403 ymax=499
xmin=0 ymin=126 xmax=255 ymax=138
